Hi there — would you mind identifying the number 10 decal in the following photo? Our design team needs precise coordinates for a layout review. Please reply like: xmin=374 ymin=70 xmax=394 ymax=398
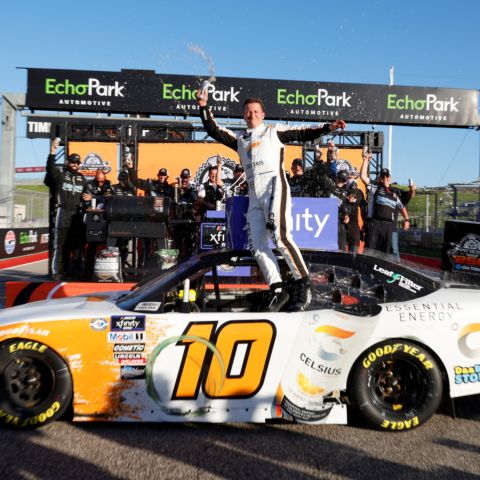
xmin=172 ymin=320 xmax=276 ymax=400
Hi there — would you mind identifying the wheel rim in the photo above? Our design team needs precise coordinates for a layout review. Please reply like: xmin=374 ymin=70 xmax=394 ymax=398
xmin=369 ymin=358 xmax=426 ymax=412
xmin=2 ymin=356 xmax=55 ymax=409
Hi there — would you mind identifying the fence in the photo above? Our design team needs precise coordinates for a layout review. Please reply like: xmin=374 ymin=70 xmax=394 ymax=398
xmin=0 ymin=184 xmax=49 ymax=228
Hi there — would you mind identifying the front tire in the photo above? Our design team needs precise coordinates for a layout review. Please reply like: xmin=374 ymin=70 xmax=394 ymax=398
xmin=0 ymin=339 xmax=73 ymax=429
xmin=348 ymin=339 xmax=443 ymax=431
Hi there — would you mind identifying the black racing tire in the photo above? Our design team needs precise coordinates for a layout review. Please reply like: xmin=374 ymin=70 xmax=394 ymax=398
xmin=0 ymin=339 xmax=73 ymax=429
xmin=348 ymin=339 xmax=443 ymax=432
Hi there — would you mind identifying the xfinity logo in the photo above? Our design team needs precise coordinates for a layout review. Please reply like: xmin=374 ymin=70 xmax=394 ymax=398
xmin=277 ymin=88 xmax=352 ymax=107
xmin=110 ymin=315 xmax=146 ymax=331
xmin=293 ymin=209 xmax=330 ymax=239
xmin=387 ymin=94 xmax=459 ymax=113
xmin=45 ymin=78 xmax=125 ymax=97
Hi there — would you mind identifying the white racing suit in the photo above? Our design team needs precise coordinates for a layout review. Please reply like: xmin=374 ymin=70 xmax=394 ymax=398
xmin=200 ymin=105 xmax=331 ymax=285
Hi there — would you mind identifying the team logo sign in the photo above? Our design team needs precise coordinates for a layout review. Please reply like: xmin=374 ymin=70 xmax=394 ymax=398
xmin=193 ymin=155 xmax=236 ymax=187
xmin=79 ymin=152 xmax=112 ymax=179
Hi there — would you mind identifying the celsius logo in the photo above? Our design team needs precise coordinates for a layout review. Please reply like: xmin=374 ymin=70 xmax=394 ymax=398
xmin=387 ymin=94 xmax=459 ymax=113
xmin=458 ymin=324 xmax=480 ymax=359
xmin=314 ymin=324 xmax=355 ymax=361
xmin=45 ymin=78 xmax=125 ymax=97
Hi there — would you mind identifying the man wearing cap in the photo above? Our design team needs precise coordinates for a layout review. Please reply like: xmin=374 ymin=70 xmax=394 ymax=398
xmin=198 ymin=91 xmax=346 ymax=311
xmin=288 ymin=158 xmax=305 ymax=197
xmin=125 ymin=158 xmax=173 ymax=199
xmin=174 ymin=168 xmax=199 ymax=260
xmin=197 ymin=165 xmax=225 ymax=217
xmin=45 ymin=138 xmax=91 ymax=280
xmin=360 ymin=152 xmax=410 ymax=253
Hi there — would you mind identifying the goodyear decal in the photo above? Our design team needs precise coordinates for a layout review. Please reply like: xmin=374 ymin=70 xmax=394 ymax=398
xmin=362 ymin=343 xmax=433 ymax=370
xmin=8 ymin=341 xmax=48 ymax=354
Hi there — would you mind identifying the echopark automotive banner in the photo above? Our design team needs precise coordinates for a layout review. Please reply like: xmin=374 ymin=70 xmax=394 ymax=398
xmin=26 ymin=68 xmax=479 ymax=127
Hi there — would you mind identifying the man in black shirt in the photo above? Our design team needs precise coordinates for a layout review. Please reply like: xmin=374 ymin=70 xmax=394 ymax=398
xmin=360 ymin=152 xmax=410 ymax=253
xmin=288 ymin=158 xmax=305 ymax=197
xmin=197 ymin=165 xmax=225 ymax=218
xmin=45 ymin=138 xmax=91 ymax=280
xmin=126 ymin=158 xmax=173 ymax=199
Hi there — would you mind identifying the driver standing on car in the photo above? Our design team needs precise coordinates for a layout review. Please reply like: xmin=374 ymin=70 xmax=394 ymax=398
xmin=197 ymin=89 xmax=346 ymax=311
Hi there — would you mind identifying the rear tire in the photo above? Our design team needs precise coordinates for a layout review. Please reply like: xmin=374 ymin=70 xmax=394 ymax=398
xmin=0 ymin=339 xmax=73 ymax=429
xmin=348 ymin=339 xmax=443 ymax=431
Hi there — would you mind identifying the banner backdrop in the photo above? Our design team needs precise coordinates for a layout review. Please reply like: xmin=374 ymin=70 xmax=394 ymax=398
xmin=67 ymin=142 xmax=119 ymax=181
xmin=137 ymin=143 xmax=302 ymax=190
xmin=26 ymin=68 xmax=478 ymax=127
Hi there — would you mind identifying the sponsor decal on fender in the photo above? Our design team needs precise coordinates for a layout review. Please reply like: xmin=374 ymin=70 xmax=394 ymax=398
xmin=458 ymin=324 xmax=480 ymax=359
xmin=110 ymin=315 xmax=146 ymax=332
xmin=113 ymin=343 xmax=145 ymax=353
xmin=454 ymin=364 xmax=480 ymax=384
xmin=90 ymin=318 xmax=108 ymax=331
xmin=108 ymin=332 xmax=145 ymax=343
xmin=384 ymin=302 xmax=462 ymax=322
xmin=373 ymin=264 xmax=423 ymax=293
xmin=120 ymin=365 xmax=146 ymax=380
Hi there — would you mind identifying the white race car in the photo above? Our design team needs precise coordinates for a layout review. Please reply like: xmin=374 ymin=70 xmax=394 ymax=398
xmin=0 ymin=249 xmax=479 ymax=431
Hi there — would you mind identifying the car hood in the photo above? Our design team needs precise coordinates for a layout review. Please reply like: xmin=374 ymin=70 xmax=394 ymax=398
xmin=0 ymin=292 xmax=126 ymax=327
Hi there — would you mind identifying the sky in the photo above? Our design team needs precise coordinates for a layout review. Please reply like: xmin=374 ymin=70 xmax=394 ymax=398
xmin=0 ymin=0 xmax=479 ymax=187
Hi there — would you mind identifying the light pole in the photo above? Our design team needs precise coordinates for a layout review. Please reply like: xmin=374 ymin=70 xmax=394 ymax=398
xmin=388 ymin=66 xmax=394 ymax=174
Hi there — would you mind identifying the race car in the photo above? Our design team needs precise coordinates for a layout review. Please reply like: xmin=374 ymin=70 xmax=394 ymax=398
xmin=0 ymin=249 xmax=479 ymax=431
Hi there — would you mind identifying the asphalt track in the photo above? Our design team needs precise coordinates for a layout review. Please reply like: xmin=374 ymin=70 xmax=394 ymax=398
xmin=0 ymin=261 xmax=479 ymax=479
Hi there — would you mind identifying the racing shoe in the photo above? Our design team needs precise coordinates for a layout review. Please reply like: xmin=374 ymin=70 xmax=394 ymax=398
xmin=267 ymin=283 xmax=289 ymax=312
xmin=287 ymin=276 xmax=313 ymax=312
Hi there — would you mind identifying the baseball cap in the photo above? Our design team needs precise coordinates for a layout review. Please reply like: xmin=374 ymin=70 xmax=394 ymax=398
xmin=234 ymin=164 xmax=244 ymax=173
xmin=68 ymin=153 xmax=81 ymax=164
xmin=158 ymin=168 xmax=168 ymax=176
xmin=336 ymin=170 xmax=349 ymax=183
xmin=292 ymin=158 xmax=303 ymax=167
xmin=180 ymin=168 xmax=191 ymax=178
xmin=379 ymin=168 xmax=391 ymax=177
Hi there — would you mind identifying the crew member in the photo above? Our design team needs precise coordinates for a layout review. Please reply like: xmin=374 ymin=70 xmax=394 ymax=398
xmin=198 ymin=91 xmax=346 ymax=311
xmin=344 ymin=181 xmax=367 ymax=252
xmin=360 ymin=152 xmax=410 ymax=253
xmin=288 ymin=158 xmax=304 ymax=197
xmin=88 ymin=169 xmax=113 ymax=208
xmin=197 ymin=165 xmax=225 ymax=218
xmin=174 ymin=168 xmax=199 ymax=260
xmin=45 ymin=138 xmax=91 ymax=280
xmin=126 ymin=159 xmax=173 ymax=198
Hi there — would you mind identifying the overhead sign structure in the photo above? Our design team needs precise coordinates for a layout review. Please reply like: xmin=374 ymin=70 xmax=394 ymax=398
xmin=26 ymin=68 xmax=479 ymax=128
